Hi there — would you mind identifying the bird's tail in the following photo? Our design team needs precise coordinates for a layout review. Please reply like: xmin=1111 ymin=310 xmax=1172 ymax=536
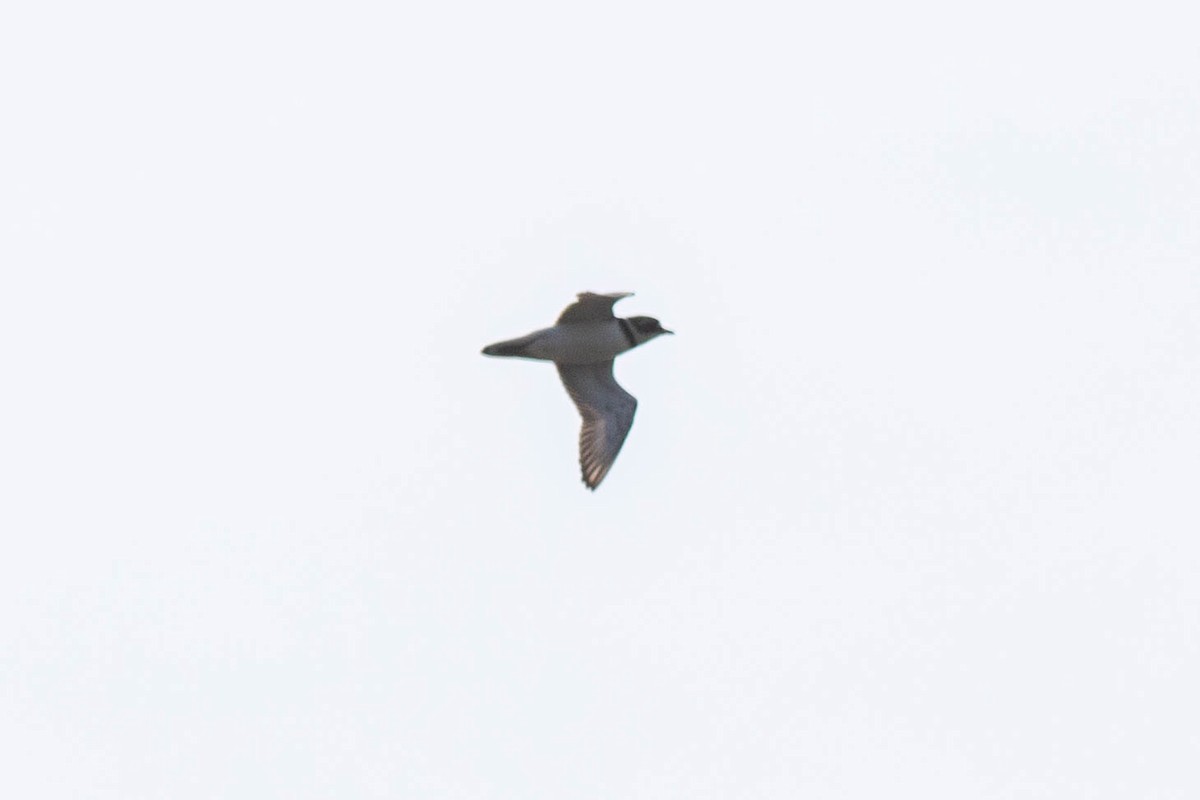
xmin=481 ymin=332 xmax=541 ymax=358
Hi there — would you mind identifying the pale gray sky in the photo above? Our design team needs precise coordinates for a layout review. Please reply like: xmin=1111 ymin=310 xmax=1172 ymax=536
xmin=3 ymin=1 xmax=1198 ymax=797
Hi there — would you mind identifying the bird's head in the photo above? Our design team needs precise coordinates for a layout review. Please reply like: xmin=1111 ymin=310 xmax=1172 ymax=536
xmin=628 ymin=316 xmax=674 ymax=343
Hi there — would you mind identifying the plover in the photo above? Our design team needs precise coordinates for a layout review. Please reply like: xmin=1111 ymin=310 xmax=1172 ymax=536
xmin=482 ymin=292 xmax=673 ymax=490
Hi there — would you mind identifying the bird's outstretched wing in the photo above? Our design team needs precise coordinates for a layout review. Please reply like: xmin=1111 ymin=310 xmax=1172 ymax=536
xmin=556 ymin=292 xmax=634 ymax=324
xmin=556 ymin=361 xmax=638 ymax=489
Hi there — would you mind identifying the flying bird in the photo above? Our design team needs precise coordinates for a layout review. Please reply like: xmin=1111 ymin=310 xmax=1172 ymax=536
xmin=482 ymin=292 xmax=673 ymax=490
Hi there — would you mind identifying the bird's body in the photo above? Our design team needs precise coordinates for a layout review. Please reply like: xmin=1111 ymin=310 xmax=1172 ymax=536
xmin=482 ymin=292 xmax=672 ymax=490
xmin=484 ymin=320 xmax=635 ymax=364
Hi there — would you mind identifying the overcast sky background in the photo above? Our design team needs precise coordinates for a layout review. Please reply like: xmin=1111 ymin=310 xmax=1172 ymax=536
xmin=3 ymin=1 xmax=1198 ymax=797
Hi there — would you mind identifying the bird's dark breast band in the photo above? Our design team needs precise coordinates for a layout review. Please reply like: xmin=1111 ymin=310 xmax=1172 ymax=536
xmin=618 ymin=318 xmax=637 ymax=347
